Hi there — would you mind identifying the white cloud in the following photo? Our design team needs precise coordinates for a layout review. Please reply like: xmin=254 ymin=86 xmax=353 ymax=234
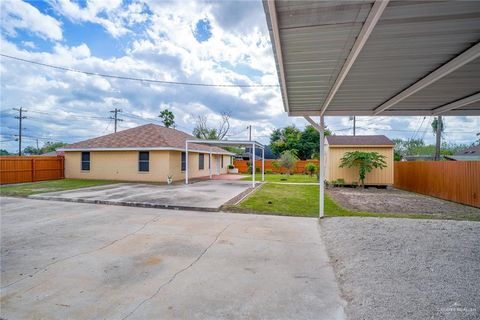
xmin=1 ymin=0 xmax=62 ymax=40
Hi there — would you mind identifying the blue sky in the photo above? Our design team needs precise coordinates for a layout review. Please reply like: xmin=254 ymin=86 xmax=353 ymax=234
xmin=1 ymin=0 xmax=479 ymax=153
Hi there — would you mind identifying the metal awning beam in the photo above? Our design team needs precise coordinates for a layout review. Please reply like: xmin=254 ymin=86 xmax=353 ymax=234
xmin=303 ymin=116 xmax=322 ymax=132
xmin=320 ymin=0 xmax=389 ymax=116
xmin=374 ymin=42 xmax=480 ymax=115
xmin=433 ymin=92 xmax=480 ymax=115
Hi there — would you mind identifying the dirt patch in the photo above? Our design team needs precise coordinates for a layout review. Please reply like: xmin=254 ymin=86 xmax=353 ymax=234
xmin=327 ymin=187 xmax=480 ymax=218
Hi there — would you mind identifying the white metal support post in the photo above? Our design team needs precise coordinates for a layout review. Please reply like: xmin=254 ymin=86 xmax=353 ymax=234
xmin=261 ymin=147 xmax=265 ymax=182
xmin=209 ymin=150 xmax=212 ymax=179
xmin=252 ymin=143 xmax=256 ymax=188
xmin=319 ymin=116 xmax=325 ymax=219
xmin=185 ymin=141 xmax=189 ymax=184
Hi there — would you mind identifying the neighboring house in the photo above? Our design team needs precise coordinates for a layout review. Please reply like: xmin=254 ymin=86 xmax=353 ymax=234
xmin=445 ymin=145 xmax=480 ymax=161
xmin=59 ymin=124 xmax=234 ymax=182
xmin=325 ymin=135 xmax=394 ymax=186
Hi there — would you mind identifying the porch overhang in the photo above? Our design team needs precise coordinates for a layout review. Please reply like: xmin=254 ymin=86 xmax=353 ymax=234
xmin=263 ymin=0 xmax=480 ymax=117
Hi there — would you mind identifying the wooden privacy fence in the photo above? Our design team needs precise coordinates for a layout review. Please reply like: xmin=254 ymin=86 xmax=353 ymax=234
xmin=233 ymin=159 xmax=319 ymax=174
xmin=0 ymin=156 xmax=64 ymax=185
xmin=394 ymin=161 xmax=480 ymax=208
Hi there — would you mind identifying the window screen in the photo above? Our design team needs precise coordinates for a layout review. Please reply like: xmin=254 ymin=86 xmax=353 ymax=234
xmin=181 ymin=152 xmax=186 ymax=171
xmin=139 ymin=151 xmax=149 ymax=172
xmin=199 ymin=153 xmax=204 ymax=170
xmin=221 ymin=155 xmax=224 ymax=168
xmin=81 ymin=152 xmax=90 ymax=171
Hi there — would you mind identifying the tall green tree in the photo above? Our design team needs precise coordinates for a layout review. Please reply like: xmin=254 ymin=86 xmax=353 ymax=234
xmin=339 ymin=151 xmax=387 ymax=187
xmin=0 ymin=149 xmax=11 ymax=156
xmin=159 ymin=109 xmax=175 ymax=128
xmin=279 ymin=150 xmax=299 ymax=174
xmin=270 ymin=125 xmax=330 ymax=160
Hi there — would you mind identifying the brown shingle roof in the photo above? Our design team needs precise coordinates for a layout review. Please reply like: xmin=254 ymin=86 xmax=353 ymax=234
xmin=326 ymin=135 xmax=394 ymax=146
xmin=62 ymin=124 xmax=232 ymax=154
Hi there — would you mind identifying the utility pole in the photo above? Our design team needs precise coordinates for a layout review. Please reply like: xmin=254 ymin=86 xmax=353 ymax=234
xmin=353 ymin=116 xmax=356 ymax=136
xmin=13 ymin=107 xmax=27 ymax=156
xmin=109 ymin=108 xmax=123 ymax=133
xmin=434 ymin=115 xmax=442 ymax=161
xmin=349 ymin=116 xmax=356 ymax=136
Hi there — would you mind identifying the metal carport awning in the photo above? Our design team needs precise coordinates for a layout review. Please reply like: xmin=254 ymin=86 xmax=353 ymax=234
xmin=263 ymin=0 xmax=480 ymax=218
xmin=185 ymin=139 xmax=265 ymax=188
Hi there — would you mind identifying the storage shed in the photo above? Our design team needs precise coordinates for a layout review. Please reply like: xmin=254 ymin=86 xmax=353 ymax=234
xmin=325 ymin=135 xmax=394 ymax=186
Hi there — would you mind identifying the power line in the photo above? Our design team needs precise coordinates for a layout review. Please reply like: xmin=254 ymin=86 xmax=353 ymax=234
xmin=0 ymin=53 xmax=279 ymax=88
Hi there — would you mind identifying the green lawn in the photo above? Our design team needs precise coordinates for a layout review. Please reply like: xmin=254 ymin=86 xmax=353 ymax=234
xmin=0 ymin=179 xmax=119 ymax=197
xmin=233 ymin=183 xmax=438 ymax=219
xmin=241 ymin=173 xmax=318 ymax=183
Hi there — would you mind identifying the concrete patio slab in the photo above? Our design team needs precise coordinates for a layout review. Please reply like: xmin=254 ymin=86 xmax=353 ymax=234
xmin=29 ymin=180 xmax=252 ymax=211
xmin=0 ymin=197 xmax=345 ymax=320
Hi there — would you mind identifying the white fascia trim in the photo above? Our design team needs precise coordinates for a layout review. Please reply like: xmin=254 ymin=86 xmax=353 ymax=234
xmin=320 ymin=0 xmax=389 ymax=116
xmin=264 ymin=0 xmax=290 ymax=113
xmin=58 ymin=147 xmax=235 ymax=156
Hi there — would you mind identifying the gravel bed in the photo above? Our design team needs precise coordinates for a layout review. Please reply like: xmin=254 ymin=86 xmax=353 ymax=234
xmin=321 ymin=217 xmax=480 ymax=320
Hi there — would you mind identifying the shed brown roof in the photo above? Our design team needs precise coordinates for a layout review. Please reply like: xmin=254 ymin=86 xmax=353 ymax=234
xmin=326 ymin=135 xmax=394 ymax=146
xmin=62 ymin=124 xmax=232 ymax=154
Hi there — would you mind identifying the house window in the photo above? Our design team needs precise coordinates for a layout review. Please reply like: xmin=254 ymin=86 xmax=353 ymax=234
xmin=81 ymin=152 xmax=90 ymax=171
xmin=221 ymin=155 xmax=224 ymax=168
xmin=139 ymin=151 xmax=149 ymax=172
xmin=181 ymin=152 xmax=186 ymax=171
xmin=199 ymin=153 xmax=205 ymax=170
xmin=209 ymin=154 xmax=211 ymax=169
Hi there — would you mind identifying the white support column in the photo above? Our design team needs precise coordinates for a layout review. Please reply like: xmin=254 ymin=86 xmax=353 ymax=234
xmin=319 ymin=116 xmax=325 ymax=219
xmin=252 ymin=143 xmax=256 ymax=188
xmin=185 ymin=141 xmax=189 ymax=184
xmin=209 ymin=150 xmax=212 ymax=179
xmin=261 ymin=147 xmax=265 ymax=182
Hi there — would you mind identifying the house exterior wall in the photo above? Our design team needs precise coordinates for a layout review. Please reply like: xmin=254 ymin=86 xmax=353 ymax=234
xmin=64 ymin=150 xmax=232 ymax=182
xmin=325 ymin=146 xmax=394 ymax=185
xmin=64 ymin=150 xmax=170 ymax=182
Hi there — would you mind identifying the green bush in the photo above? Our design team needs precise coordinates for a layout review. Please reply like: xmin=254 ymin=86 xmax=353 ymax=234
xmin=266 ymin=169 xmax=273 ymax=174
xmin=227 ymin=164 xmax=234 ymax=169
xmin=255 ymin=167 xmax=261 ymax=173
xmin=305 ymin=163 xmax=318 ymax=176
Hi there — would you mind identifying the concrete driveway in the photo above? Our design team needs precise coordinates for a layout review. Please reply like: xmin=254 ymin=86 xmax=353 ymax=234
xmin=0 ymin=197 xmax=345 ymax=320
xmin=29 ymin=180 xmax=252 ymax=211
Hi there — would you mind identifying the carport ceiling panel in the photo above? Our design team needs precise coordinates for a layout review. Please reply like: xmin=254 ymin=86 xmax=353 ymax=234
xmin=276 ymin=0 xmax=374 ymax=111
xmin=390 ymin=58 xmax=480 ymax=111
xmin=327 ymin=1 xmax=480 ymax=114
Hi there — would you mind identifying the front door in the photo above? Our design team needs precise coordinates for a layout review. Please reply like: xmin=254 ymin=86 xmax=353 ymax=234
xmin=216 ymin=156 xmax=221 ymax=175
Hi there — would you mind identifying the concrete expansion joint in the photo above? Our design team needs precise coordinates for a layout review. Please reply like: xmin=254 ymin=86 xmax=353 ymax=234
xmin=0 ymin=215 xmax=163 ymax=290
xmin=120 ymin=222 xmax=233 ymax=320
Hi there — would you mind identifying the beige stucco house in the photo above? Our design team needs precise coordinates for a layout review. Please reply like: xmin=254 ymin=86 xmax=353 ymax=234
xmin=59 ymin=124 xmax=234 ymax=182
xmin=325 ymin=135 xmax=394 ymax=186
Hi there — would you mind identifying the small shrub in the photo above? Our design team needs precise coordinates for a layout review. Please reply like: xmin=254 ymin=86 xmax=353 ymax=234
xmin=227 ymin=164 xmax=234 ymax=169
xmin=266 ymin=169 xmax=273 ymax=174
xmin=247 ymin=165 xmax=253 ymax=174
xmin=255 ymin=167 xmax=261 ymax=173
xmin=336 ymin=178 xmax=345 ymax=186
xmin=305 ymin=163 xmax=318 ymax=176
